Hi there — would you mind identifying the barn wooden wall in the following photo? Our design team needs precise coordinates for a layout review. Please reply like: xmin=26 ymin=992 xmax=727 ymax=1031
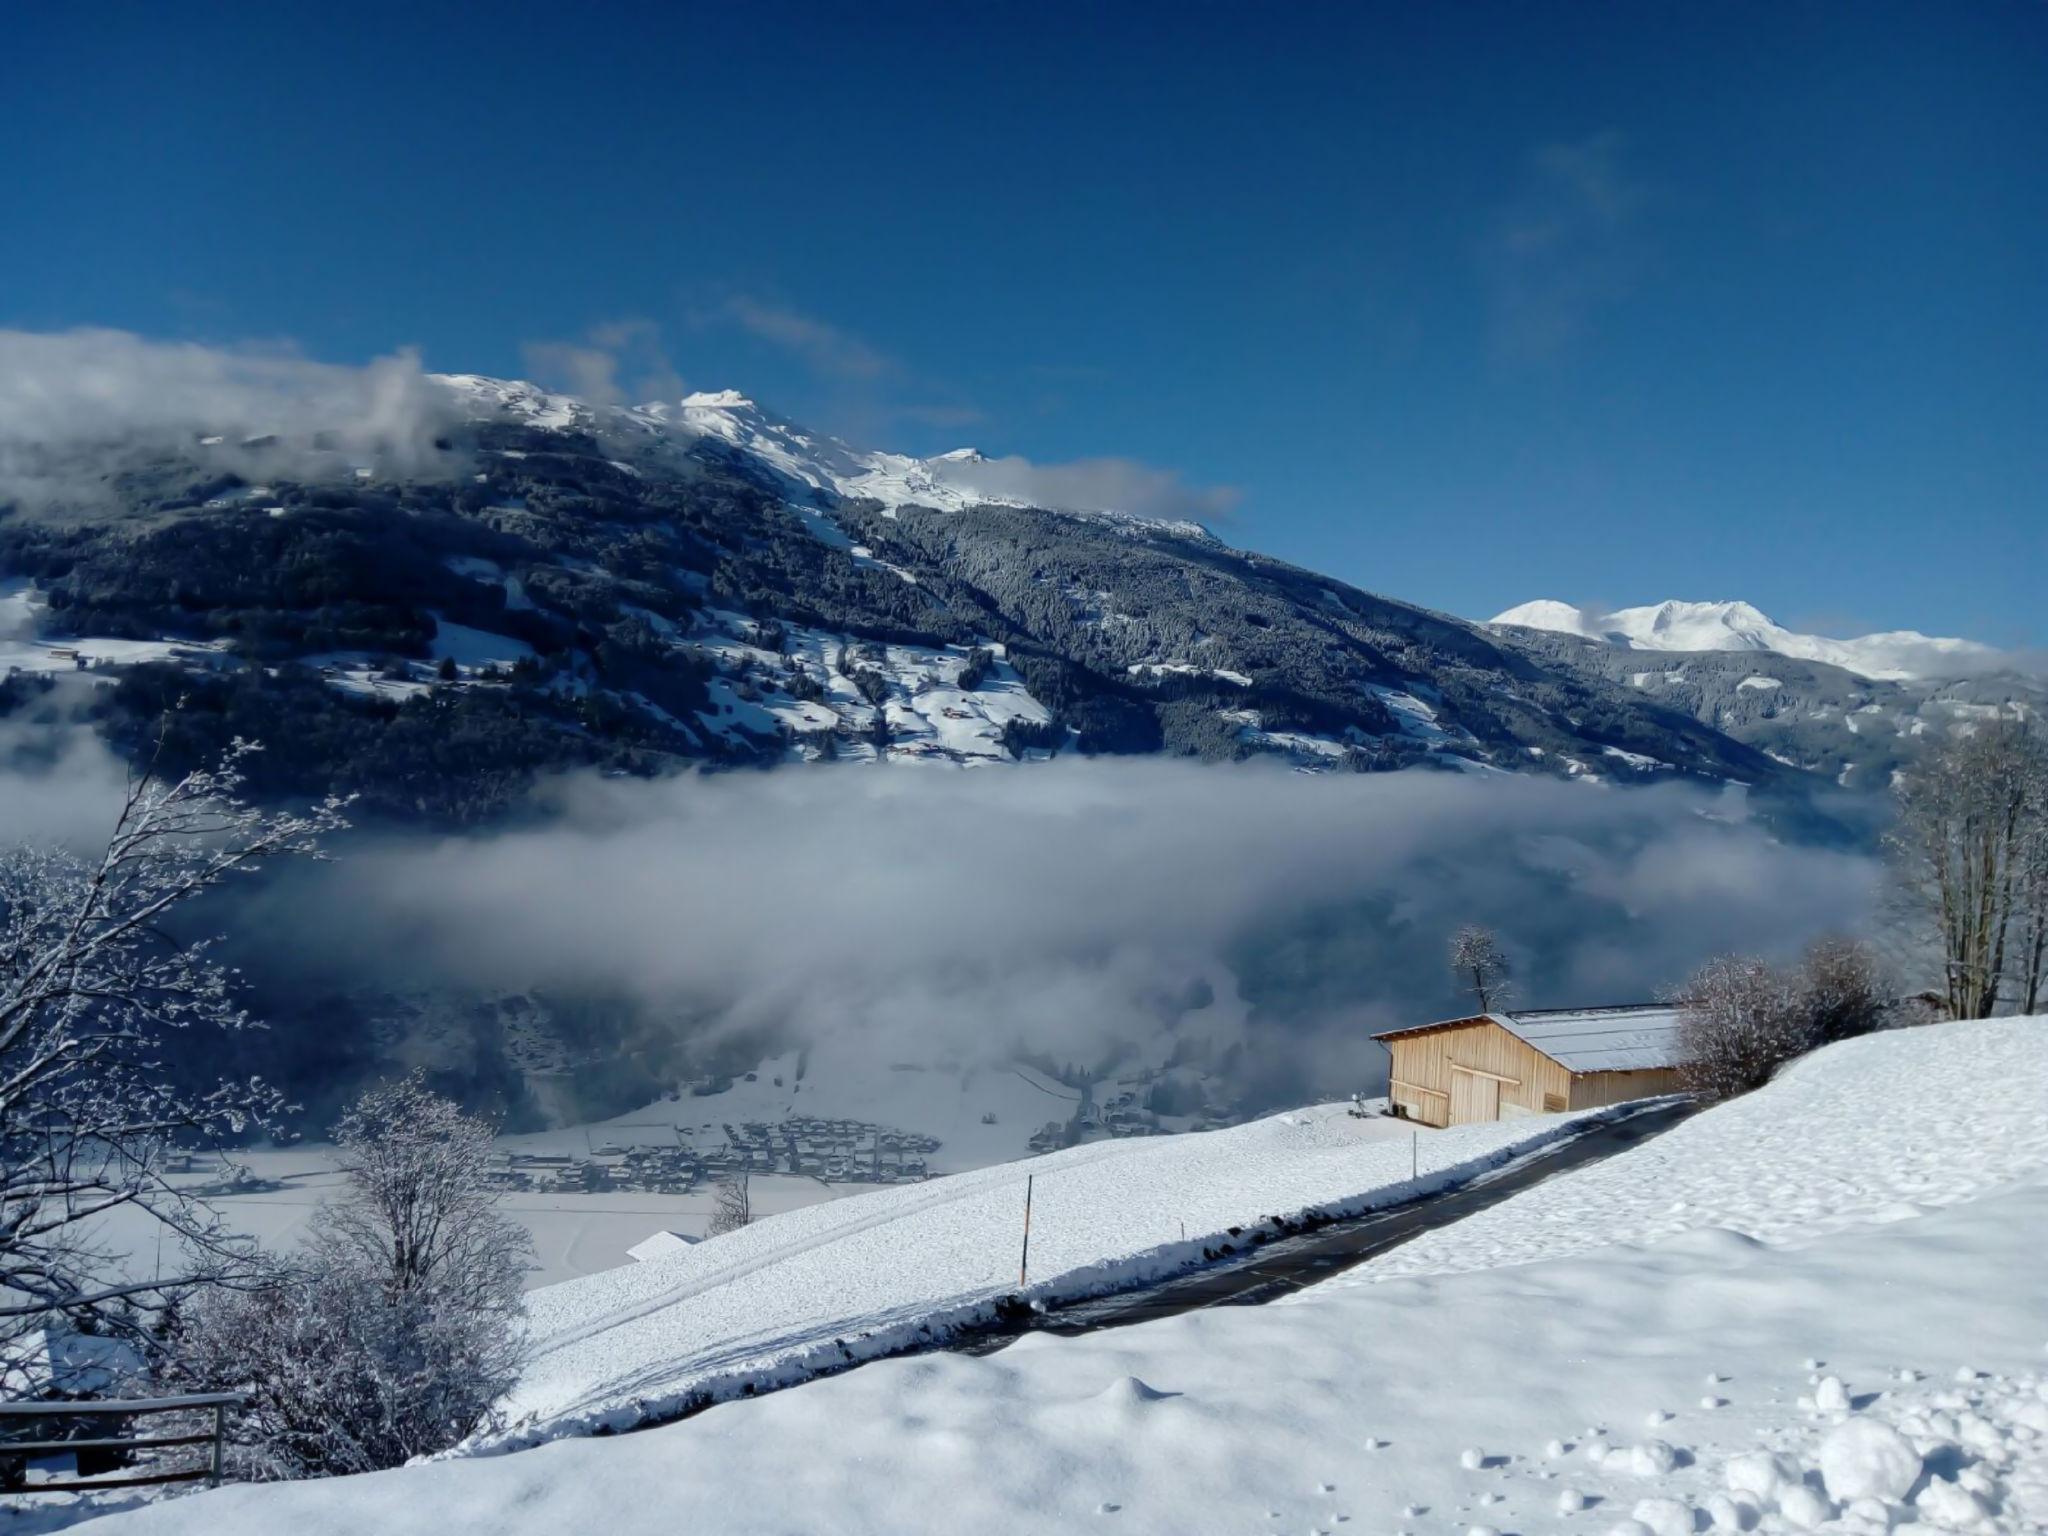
xmin=1384 ymin=1020 xmax=1684 ymax=1126
xmin=1385 ymin=1020 xmax=1570 ymax=1127
xmin=1567 ymin=1066 xmax=1686 ymax=1109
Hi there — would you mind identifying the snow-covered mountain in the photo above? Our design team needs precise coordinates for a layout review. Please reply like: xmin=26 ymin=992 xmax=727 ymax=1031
xmin=435 ymin=375 xmax=1209 ymax=534
xmin=1 ymin=372 xmax=1802 ymax=813
xmin=1489 ymin=598 xmax=1998 ymax=682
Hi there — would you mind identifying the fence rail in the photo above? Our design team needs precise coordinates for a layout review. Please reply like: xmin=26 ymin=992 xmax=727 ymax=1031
xmin=0 ymin=1392 xmax=246 ymax=1494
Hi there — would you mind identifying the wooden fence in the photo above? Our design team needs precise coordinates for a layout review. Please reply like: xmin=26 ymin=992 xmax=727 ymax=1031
xmin=0 ymin=1392 xmax=247 ymax=1494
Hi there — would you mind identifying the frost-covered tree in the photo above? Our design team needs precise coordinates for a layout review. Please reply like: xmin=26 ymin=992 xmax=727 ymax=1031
xmin=1448 ymin=924 xmax=1511 ymax=1013
xmin=317 ymin=1074 xmax=531 ymax=1309
xmin=1799 ymin=934 xmax=1896 ymax=1046
xmin=171 ymin=1077 xmax=529 ymax=1479
xmin=1887 ymin=723 xmax=2048 ymax=1019
xmin=707 ymin=1171 xmax=751 ymax=1237
xmin=0 ymin=739 xmax=346 ymax=1384
xmin=1672 ymin=937 xmax=1895 ymax=1101
xmin=2013 ymin=760 xmax=2048 ymax=1017
xmin=1671 ymin=954 xmax=1809 ymax=1101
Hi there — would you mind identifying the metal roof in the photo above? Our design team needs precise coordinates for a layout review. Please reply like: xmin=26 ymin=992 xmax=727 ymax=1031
xmin=1375 ymin=1004 xmax=1687 ymax=1074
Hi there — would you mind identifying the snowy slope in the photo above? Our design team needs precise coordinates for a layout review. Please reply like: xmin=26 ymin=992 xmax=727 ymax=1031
xmin=483 ymin=1102 xmax=1616 ymax=1448
xmin=1491 ymin=598 xmax=1998 ymax=682
xmin=83 ymin=1018 xmax=2048 ymax=1536
xmin=1331 ymin=1016 xmax=2048 ymax=1285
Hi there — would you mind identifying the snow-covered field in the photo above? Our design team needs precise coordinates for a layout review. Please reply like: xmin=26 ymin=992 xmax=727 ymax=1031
xmin=87 ymin=1153 xmax=866 ymax=1291
xmin=72 ymin=1046 xmax=1234 ymax=1299
xmin=486 ymin=1100 xmax=1605 ymax=1448
xmin=69 ymin=1016 xmax=2048 ymax=1536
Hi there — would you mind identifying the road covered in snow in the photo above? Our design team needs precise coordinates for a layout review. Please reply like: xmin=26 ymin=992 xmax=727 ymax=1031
xmin=72 ymin=1017 xmax=2048 ymax=1535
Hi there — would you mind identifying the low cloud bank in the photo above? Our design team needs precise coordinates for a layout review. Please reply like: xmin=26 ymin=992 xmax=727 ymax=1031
xmin=930 ymin=453 xmax=1241 ymax=526
xmin=272 ymin=760 xmax=1877 ymax=1105
xmin=0 ymin=328 xmax=463 ymax=509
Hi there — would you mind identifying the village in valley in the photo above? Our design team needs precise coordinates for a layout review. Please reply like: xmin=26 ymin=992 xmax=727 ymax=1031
xmin=488 ymin=1114 xmax=942 ymax=1194
xmin=485 ymin=1061 xmax=1234 ymax=1199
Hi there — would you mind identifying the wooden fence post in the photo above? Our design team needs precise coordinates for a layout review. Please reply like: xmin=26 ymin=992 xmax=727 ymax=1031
xmin=1018 ymin=1174 xmax=1034 ymax=1288
xmin=210 ymin=1400 xmax=225 ymax=1487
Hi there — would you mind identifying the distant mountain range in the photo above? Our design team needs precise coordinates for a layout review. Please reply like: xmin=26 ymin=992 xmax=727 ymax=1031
xmin=0 ymin=374 xmax=1812 ymax=823
xmin=2 ymin=375 xmax=2037 ymax=832
xmin=1489 ymin=598 xmax=2001 ymax=683
xmin=1488 ymin=600 xmax=2041 ymax=796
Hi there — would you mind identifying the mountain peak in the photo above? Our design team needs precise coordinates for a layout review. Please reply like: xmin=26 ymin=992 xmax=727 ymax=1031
xmin=679 ymin=388 xmax=756 ymax=411
xmin=1488 ymin=597 xmax=1997 ymax=682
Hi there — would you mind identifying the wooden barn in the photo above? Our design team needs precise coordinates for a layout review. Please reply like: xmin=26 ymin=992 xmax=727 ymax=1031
xmin=1374 ymin=1005 xmax=1688 ymax=1127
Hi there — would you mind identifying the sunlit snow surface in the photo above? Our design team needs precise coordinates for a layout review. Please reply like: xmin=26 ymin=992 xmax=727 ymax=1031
xmin=80 ymin=1018 xmax=2048 ymax=1536
xmin=488 ymin=1102 xmax=1593 ymax=1446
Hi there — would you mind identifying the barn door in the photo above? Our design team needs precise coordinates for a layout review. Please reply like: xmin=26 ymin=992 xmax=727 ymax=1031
xmin=1448 ymin=1069 xmax=1500 ymax=1125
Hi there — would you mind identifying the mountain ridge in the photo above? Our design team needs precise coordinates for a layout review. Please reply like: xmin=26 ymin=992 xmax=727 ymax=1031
xmin=1490 ymin=596 xmax=2000 ymax=682
xmin=0 ymin=372 xmax=1928 ymax=826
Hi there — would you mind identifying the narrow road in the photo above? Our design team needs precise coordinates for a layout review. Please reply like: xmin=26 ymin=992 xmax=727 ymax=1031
xmin=964 ymin=1101 xmax=1691 ymax=1353
xmin=567 ymin=1100 xmax=1691 ymax=1440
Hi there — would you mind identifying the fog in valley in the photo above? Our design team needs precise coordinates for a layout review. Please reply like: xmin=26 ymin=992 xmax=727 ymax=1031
xmin=0 ymin=720 xmax=1881 ymax=1128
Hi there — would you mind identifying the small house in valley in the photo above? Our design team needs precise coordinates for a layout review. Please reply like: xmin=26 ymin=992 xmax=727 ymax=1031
xmin=1374 ymin=1005 xmax=1688 ymax=1127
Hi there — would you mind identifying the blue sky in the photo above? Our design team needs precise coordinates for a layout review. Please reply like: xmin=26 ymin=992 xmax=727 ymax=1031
xmin=8 ymin=2 xmax=2044 ymax=645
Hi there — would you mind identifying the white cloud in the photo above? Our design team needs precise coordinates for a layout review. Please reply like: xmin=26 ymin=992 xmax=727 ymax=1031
xmin=0 ymin=328 xmax=464 ymax=508
xmin=275 ymin=760 xmax=1878 ymax=1107
xmin=520 ymin=318 xmax=684 ymax=406
xmin=717 ymin=296 xmax=898 ymax=382
xmin=930 ymin=452 xmax=1241 ymax=524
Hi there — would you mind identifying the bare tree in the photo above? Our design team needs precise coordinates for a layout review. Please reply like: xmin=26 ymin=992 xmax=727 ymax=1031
xmin=171 ymin=1078 xmax=529 ymax=1479
xmin=1672 ymin=954 xmax=1809 ymax=1101
xmin=0 ymin=738 xmax=346 ymax=1384
xmin=1449 ymin=924 xmax=1512 ymax=1013
xmin=316 ymin=1073 xmax=531 ymax=1311
xmin=707 ymin=1171 xmax=751 ymax=1237
xmin=1799 ymin=934 xmax=1896 ymax=1045
xmin=2015 ymin=762 xmax=2048 ymax=1016
xmin=1672 ymin=938 xmax=1896 ymax=1102
xmin=1887 ymin=723 xmax=2048 ymax=1019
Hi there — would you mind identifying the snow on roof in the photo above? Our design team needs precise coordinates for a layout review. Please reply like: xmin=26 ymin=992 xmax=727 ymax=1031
xmin=1376 ymin=1004 xmax=1687 ymax=1074
xmin=627 ymin=1230 xmax=700 ymax=1264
